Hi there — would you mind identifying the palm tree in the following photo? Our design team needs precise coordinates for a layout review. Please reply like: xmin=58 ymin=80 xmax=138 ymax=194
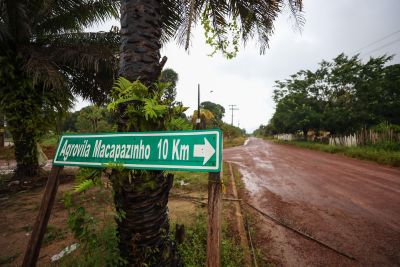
xmin=192 ymin=108 xmax=216 ymax=129
xmin=0 ymin=0 xmax=120 ymax=178
xmin=116 ymin=0 xmax=303 ymax=265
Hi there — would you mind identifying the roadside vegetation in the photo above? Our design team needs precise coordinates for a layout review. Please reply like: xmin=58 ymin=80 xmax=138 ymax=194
xmin=224 ymin=136 xmax=246 ymax=148
xmin=273 ymin=139 xmax=400 ymax=167
xmin=256 ymin=54 xmax=400 ymax=136
xmin=0 ymin=0 xmax=120 ymax=179
xmin=43 ymin=167 xmax=246 ymax=266
xmin=0 ymin=160 xmax=252 ymax=266
xmin=254 ymin=53 xmax=400 ymax=166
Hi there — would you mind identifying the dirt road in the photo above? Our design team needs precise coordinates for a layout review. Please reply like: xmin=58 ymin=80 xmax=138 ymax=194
xmin=224 ymin=137 xmax=400 ymax=267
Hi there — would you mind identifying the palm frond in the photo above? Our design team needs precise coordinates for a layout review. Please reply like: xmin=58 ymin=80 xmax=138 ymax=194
xmin=33 ymin=0 xmax=120 ymax=35
xmin=185 ymin=0 xmax=196 ymax=50
xmin=207 ymin=0 xmax=229 ymax=43
xmin=4 ymin=0 xmax=31 ymax=41
xmin=74 ymin=179 xmax=94 ymax=193
xmin=20 ymin=44 xmax=66 ymax=89
xmin=39 ymin=31 xmax=119 ymax=73
xmin=160 ymin=0 xmax=184 ymax=44
xmin=175 ymin=0 xmax=205 ymax=49
xmin=173 ymin=0 xmax=303 ymax=54
xmin=64 ymin=63 xmax=115 ymax=105
xmin=287 ymin=0 xmax=305 ymax=31
xmin=21 ymin=31 xmax=119 ymax=104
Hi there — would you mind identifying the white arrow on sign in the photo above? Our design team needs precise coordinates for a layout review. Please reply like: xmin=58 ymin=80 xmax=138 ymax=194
xmin=193 ymin=137 xmax=216 ymax=165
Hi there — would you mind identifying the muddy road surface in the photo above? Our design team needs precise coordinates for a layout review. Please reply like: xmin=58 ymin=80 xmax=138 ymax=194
xmin=224 ymin=137 xmax=400 ymax=267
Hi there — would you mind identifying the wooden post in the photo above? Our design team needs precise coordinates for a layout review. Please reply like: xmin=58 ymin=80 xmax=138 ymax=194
xmin=207 ymin=171 xmax=222 ymax=267
xmin=22 ymin=166 xmax=63 ymax=267
xmin=0 ymin=113 xmax=4 ymax=150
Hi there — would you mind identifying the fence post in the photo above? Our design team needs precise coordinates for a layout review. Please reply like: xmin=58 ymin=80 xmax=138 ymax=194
xmin=207 ymin=171 xmax=222 ymax=267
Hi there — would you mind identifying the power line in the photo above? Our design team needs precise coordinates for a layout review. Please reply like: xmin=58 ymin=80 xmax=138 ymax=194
xmin=354 ymin=28 xmax=400 ymax=54
xmin=361 ymin=36 xmax=400 ymax=57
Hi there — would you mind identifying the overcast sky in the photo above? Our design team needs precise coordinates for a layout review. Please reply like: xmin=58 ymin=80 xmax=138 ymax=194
xmin=82 ymin=0 xmax=400 ymax=133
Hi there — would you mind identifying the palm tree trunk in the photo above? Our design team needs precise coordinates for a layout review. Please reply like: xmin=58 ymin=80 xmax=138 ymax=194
xmin=2 ymin=83 xmax=41 ymax=179
xmin=111 ymin=171 xmax=181 ymax=266
xmin=119 ymin=0 xmax=162 ymax=84
xmin=7 ymin=109 xmax=39 ymax=178
xmin=115 ymin=1 xmax=181 ymax=265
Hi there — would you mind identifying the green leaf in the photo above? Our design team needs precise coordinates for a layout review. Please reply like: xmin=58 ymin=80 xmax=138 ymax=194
xmin=143 ymin=99 xmax=167 ymax=120
xmin=74 ymin=179 xmax=94 ymax=193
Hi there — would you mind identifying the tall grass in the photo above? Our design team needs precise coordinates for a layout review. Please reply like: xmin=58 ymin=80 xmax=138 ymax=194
xmin=223 ymin=136 xmax=246 ymax=148
xmin=172 ymin=212 xmax=244 ymax=267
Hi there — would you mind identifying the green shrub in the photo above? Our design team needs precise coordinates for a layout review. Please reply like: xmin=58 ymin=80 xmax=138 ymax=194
xmin=59 ymin=169 xmax=127 ymax=267
xmin=371 ymin=141 xmax=400 ymax=151
xmin=39 ymin=133 xmax=60 ymax=146
xmin=176 ymin=213 xmax=207 ymax=267
xmin=43 ymin=225 xmax=66 ymax=246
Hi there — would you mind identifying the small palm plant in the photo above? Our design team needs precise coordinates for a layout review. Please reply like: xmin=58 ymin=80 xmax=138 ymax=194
xmin=192 ymin=109 xmax=216 ymax=129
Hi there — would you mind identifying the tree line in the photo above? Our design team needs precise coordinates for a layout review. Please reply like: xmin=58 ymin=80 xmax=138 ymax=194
xmin=62 ymin=98 xmax=245 ymax=140
xmin=256 ymin=54 xmax=400 ymax=137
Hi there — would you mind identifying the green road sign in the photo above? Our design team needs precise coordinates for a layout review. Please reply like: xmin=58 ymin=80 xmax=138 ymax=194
xmin=53 ymin=129 xmax=222 ymax=172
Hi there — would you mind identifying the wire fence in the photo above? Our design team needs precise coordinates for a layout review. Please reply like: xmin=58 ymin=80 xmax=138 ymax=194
xmin=275 ymin=129 xmax=400 ymax=147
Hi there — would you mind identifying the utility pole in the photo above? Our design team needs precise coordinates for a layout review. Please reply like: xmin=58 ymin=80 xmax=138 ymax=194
xmin=196 ymin=84 xmax=201 ymax=130
xmin=191 ymin=84 xmax=222 ymax=267
xmin=228 ymin=105 xmax=239 ymax=126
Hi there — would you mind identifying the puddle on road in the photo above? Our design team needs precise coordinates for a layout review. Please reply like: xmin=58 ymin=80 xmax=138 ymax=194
xmin=226 ymin=164 xmax=278 ymax=197
xmin=253 ymin=157 xmax=274 ymax=170
xmin=228 ymin=161 xmax=261 ymax=194
xmin=239 ymin=167 xmax=261 ymax=194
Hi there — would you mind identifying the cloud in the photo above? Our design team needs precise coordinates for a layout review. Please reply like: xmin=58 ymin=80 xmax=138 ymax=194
xmin=84 ymin=0 xmax=400 ymax=133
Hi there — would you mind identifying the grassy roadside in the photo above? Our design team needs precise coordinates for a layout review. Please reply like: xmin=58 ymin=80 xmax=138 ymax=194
xmin=170 ymin=166 xmax=245 ymax=266
xmin=223 ymin=136 xmax=246 ymax=148
xmin=272 ymin=139 xmax=400 ymax=167
xmin=0 ymin=134 xmax=59 ymax=161
xmin=226 ymin=161 xmax=271 ymax=266
xmin=54 ymin=168 xmax=245 ymax=267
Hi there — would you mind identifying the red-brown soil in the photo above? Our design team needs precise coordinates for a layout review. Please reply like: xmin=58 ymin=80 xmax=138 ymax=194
xmin=224 ymin=137 xmax=400 ymax=267
xmin=0 ymin=182 xmax=76 ymax=266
